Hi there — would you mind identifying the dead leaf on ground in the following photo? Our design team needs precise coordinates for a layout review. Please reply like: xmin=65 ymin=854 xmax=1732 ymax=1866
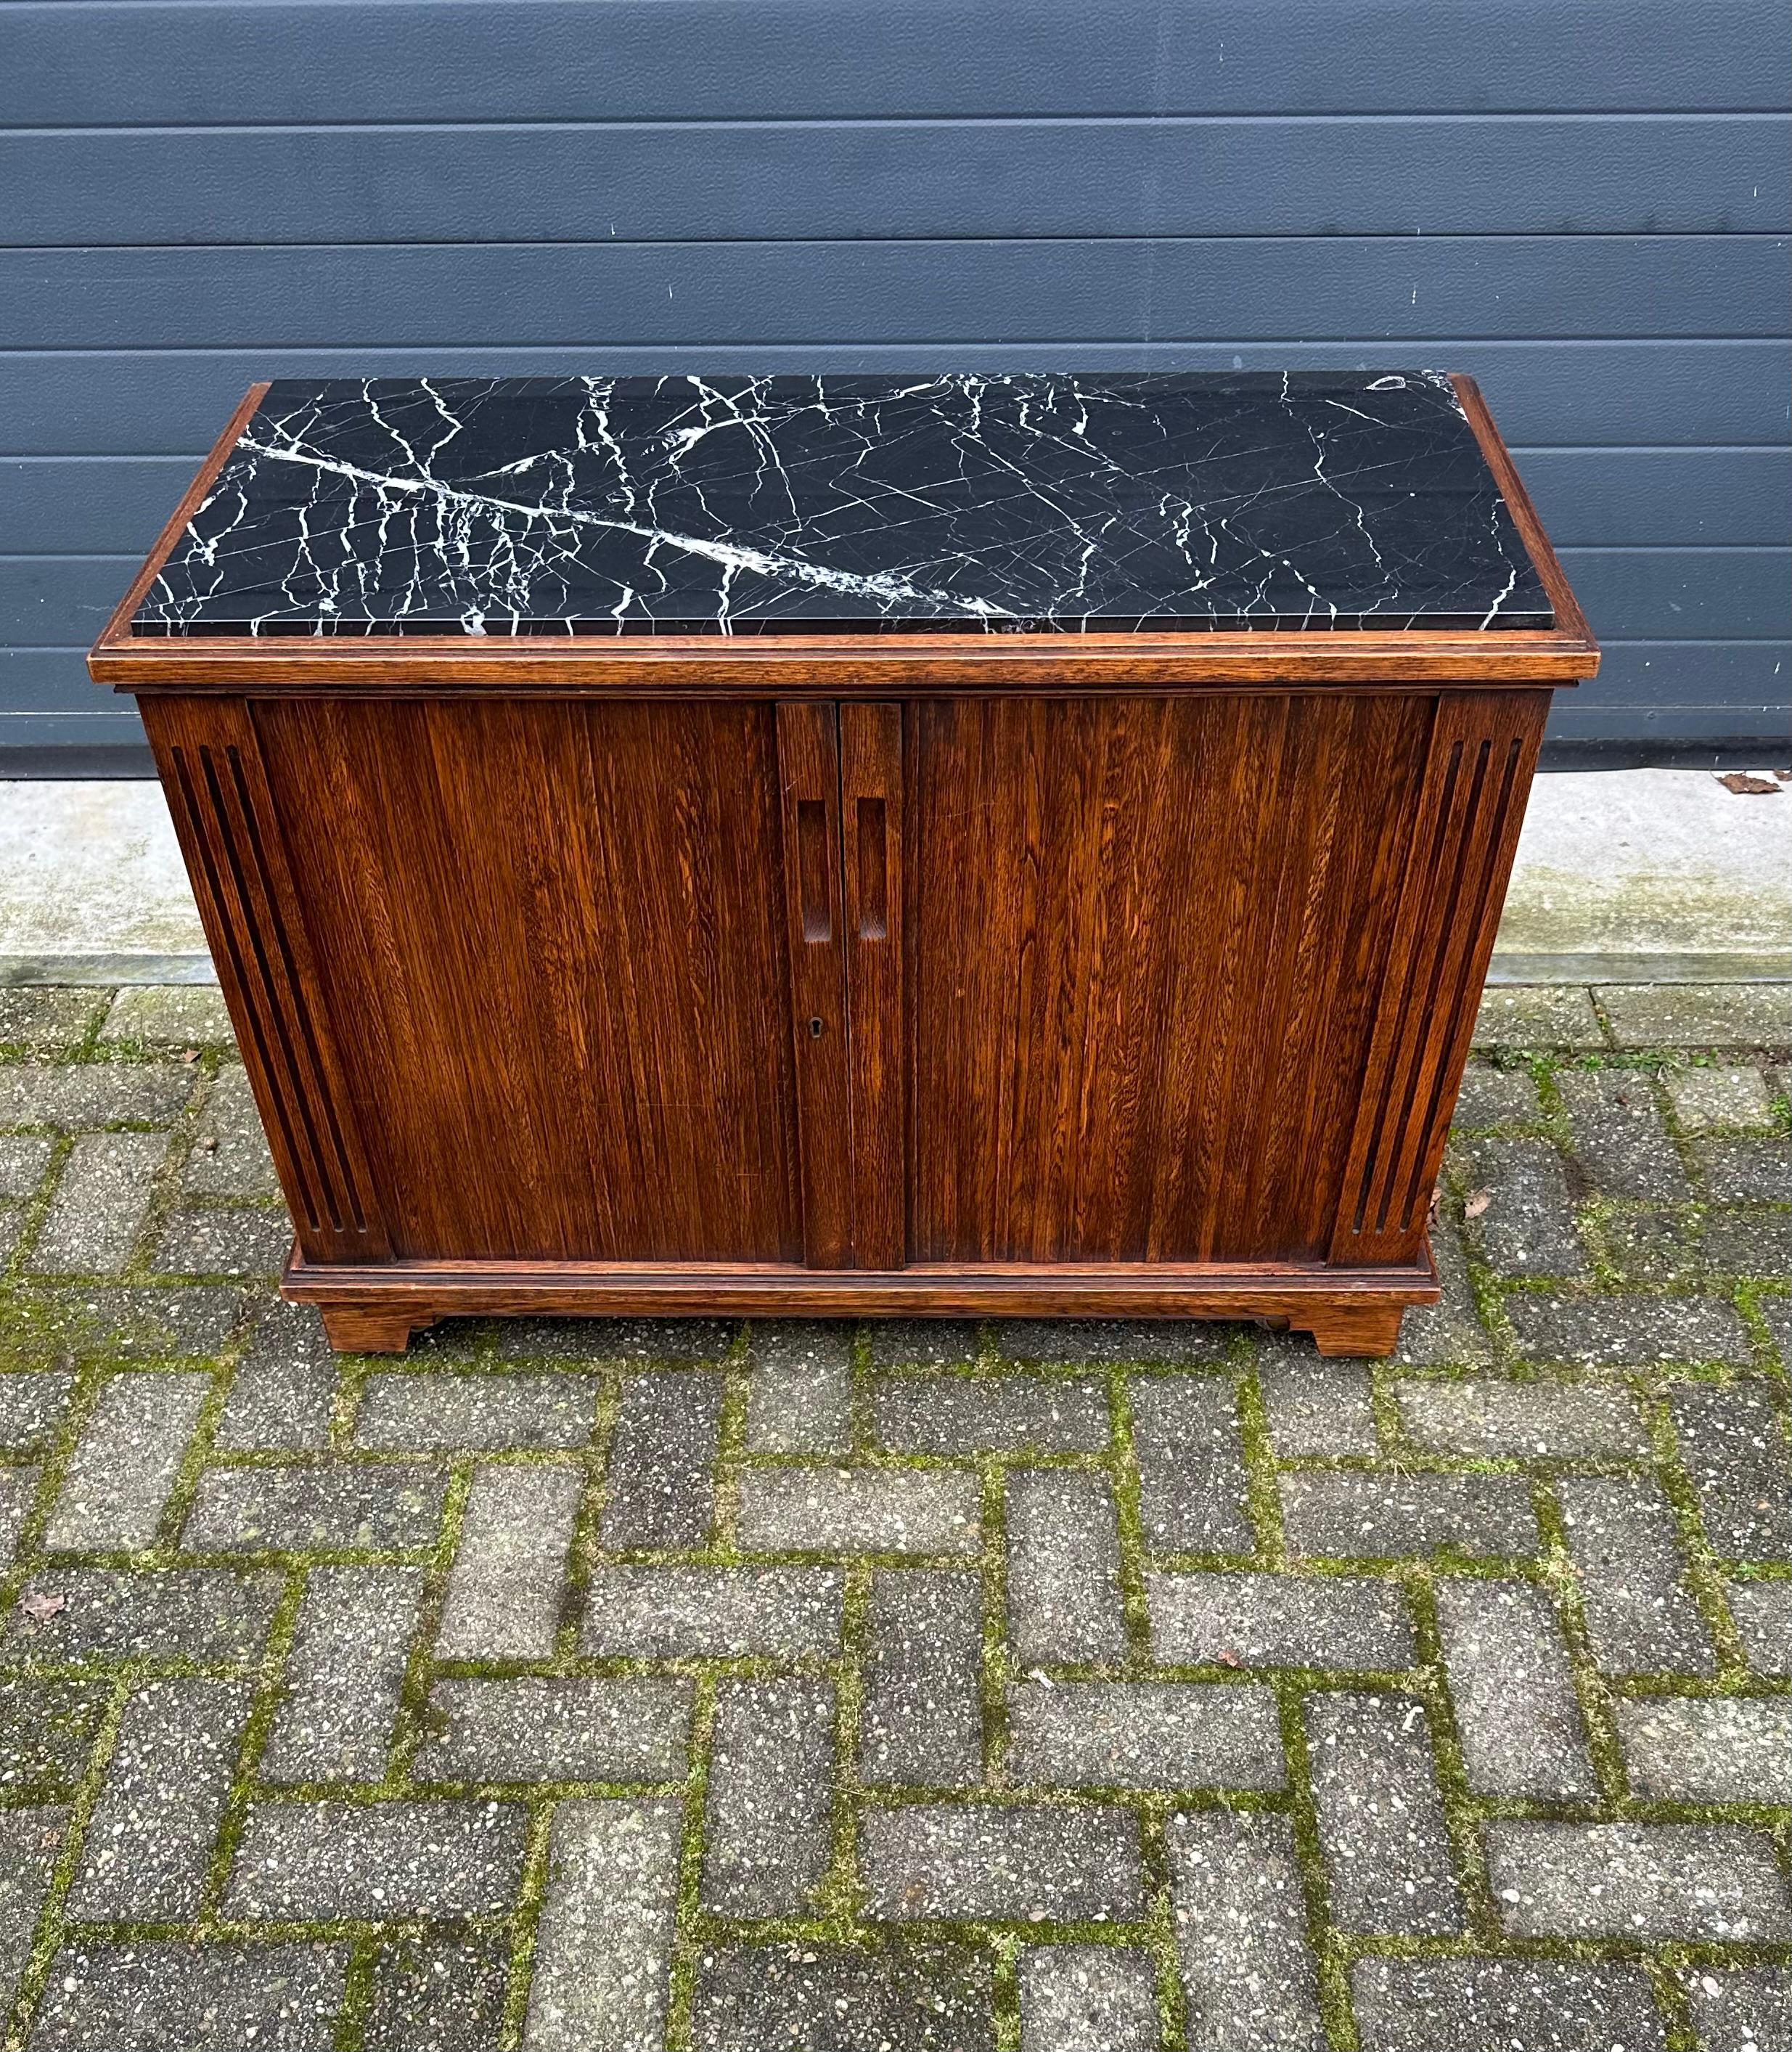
xmin=1464 ymin=1188 xmax=1492 ymax=1219
xmin=1216 ymin=1648 xmax=1242 ymax=1668
xmin=19 ymin=1592 xmax=66 ymax=1626
xmin=198 ymin=1136 xmax=218 ymax=1153
xmin=1716 ymin=772 xmax=1781 ymax=795
xmin=179 ymin=1047 xmax=200 ymax=1063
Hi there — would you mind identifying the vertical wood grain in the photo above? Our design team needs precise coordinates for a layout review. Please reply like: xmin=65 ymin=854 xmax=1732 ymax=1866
xmin=1330 ymin=687 xmax=1550 ymax=1265
xmin=140 ymin=674 xmax=1542 ymax=1346
xmin=776 ymin=699 xmax=853 ymax=1268
xmin=141 ymin=692 xmax=388 ymax=1264
xmin=253 ymin=695 xmax=801 ymax=1262
xmin=841 ymin=700 xmax=905 ymax=1270
xmin=905 ymin=692 xmax=1435 ymax=1265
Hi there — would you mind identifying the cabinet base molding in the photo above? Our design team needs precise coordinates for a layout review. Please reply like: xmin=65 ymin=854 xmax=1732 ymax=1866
xmin=288 ymin=1246 xmax=1438 ymax=1359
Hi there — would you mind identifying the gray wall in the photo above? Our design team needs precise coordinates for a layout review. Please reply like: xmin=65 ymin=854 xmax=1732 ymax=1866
xmin=4 ymin=0 xmax=1788 ymax=764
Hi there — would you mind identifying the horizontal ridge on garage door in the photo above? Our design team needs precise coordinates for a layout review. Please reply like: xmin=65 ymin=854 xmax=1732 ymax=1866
xmin=8 ymin=0 xmax=1786 ymax=123
xmin=4 ymin=239 xmax=1785 ymax=351
xmin=7 ymin=118 xmax=1783 ymax=245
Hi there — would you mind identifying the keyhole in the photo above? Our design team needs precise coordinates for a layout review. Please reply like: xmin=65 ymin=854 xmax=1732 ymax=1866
xmin=809 ymin=1016 xmax=825 ymax=1039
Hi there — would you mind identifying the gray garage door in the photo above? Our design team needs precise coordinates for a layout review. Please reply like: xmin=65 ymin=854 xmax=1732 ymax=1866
xmin=3 ymin=0 xmax=1787 ymax=766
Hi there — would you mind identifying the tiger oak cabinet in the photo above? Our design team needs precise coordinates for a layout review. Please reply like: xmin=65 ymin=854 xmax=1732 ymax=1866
xmin=91 ymin=373 xmax=1595 ymax=1355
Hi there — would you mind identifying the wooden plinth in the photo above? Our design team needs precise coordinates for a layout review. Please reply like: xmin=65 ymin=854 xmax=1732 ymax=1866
xmin=285 ymin=1246 xmax=1439 ymax=1359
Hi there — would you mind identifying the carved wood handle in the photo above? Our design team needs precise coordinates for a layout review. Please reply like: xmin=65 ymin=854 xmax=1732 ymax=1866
xmin=795 ymin=798 xmax=832 ymax=943
xmin=855 ymin=796 xmax=889 ymax=940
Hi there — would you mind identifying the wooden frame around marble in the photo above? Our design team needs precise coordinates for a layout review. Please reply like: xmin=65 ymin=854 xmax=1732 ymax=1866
xmin=93 ymin=377 xmax=1592 ymax=693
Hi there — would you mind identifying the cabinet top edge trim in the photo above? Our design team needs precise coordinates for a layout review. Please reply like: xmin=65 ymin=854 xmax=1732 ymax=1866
xmin=90 ymin=376 xmax=1595 ymax=690
xmin=99 ymin=664 xmax=1586 ymax=695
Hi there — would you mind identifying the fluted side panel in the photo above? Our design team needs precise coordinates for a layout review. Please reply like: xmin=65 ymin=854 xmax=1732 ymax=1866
xmin=144 ymin=696 xmax=388 ymax=1264
xmin=1331 ymin=691 xmax=1548 ymax=1266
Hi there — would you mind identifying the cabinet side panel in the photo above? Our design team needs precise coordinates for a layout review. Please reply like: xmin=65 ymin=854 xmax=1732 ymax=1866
xmin=1330 ymin=688 xmax=1550 ymax=1266
xmin=253 ymin=695 xmax=802 ymax=1264
xmin=141 ymin=694 xmax=390 ymax=1264
xmin=907 ymin=693 xmax=1432 ymax=1266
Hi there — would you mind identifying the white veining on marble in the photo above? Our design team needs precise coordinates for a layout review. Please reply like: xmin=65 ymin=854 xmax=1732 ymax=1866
xmin=136 ymin=372 xmax=1550 ymax=637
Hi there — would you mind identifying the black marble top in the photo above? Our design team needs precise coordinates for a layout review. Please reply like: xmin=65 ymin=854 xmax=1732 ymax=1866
xmin=133 ymin=373 xmax=1552 ymax=637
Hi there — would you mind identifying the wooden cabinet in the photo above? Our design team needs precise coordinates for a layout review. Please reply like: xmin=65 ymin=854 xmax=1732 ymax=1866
xmin=91 ymin=373 xmax=1595 ymax=1356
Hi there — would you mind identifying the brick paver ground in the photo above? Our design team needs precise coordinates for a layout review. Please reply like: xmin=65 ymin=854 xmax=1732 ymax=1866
xmin=0 ymin=978 xmax=1786 ymax=2049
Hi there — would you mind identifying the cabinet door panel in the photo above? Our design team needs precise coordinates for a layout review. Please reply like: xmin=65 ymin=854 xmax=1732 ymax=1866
xmin=255 ymin=695 xmax=802 ymax=1263
xmin=776 ymin=700 xmax=851 ymax=1268
xmin=841 ymin=702 xmax=906 ymax=1270
xmin=906 ymin=693 xmax=1433 ymax=1264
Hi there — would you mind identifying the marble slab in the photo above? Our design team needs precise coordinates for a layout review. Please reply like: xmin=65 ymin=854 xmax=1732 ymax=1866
xmin=133 ymin=372 xmax=1552 ymax=637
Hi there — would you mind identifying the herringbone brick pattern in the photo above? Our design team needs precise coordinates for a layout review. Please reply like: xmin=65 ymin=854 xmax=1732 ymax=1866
xmin=0 ymin=980 xmax=1785 ymax=2048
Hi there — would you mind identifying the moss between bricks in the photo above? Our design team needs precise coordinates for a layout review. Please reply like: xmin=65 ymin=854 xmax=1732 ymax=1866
xmin=0 ymin=998 xmax=1788 ymax=2050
